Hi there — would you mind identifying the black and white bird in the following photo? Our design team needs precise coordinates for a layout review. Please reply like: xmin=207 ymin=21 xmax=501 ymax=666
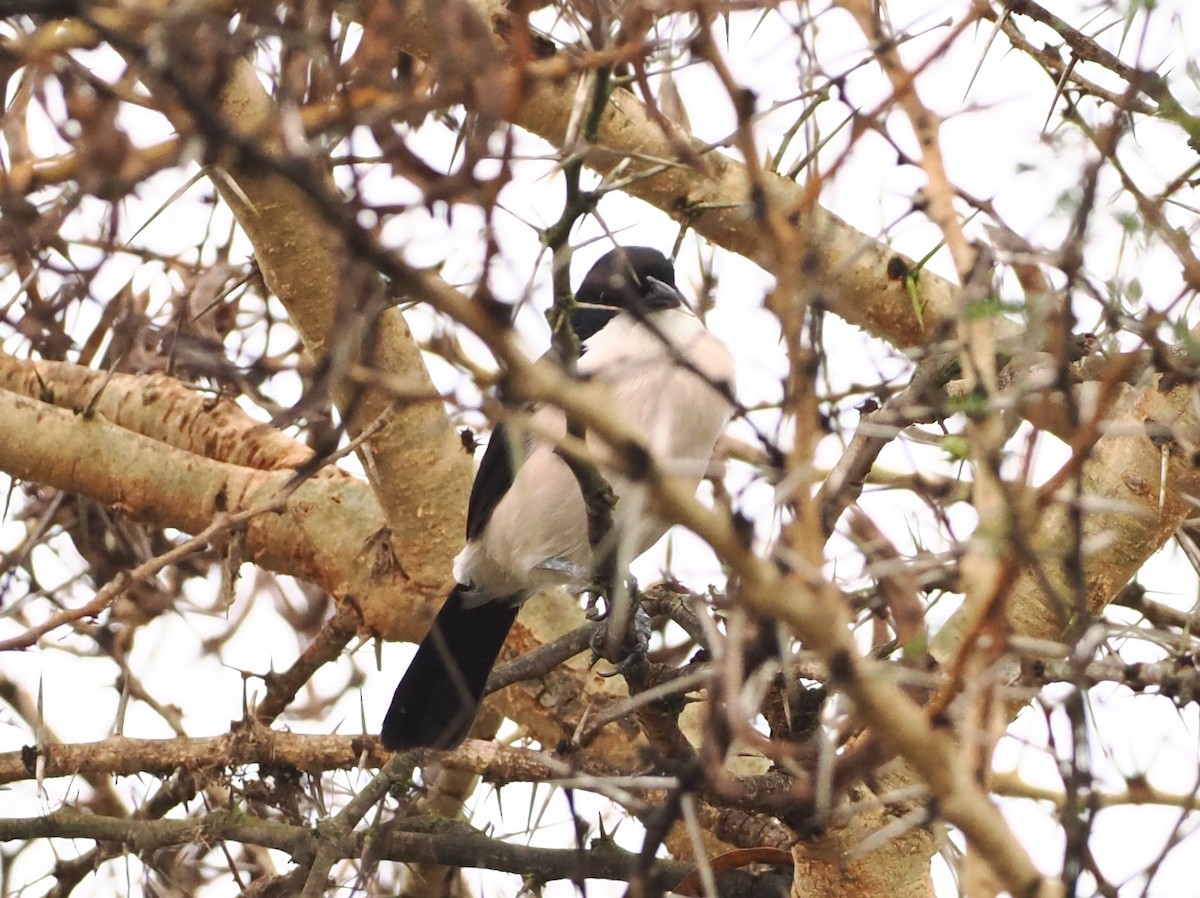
xmin=381 ymin=246 xmax=735 ymax=750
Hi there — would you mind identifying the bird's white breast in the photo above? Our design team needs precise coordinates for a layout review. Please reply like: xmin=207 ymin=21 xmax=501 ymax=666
xmin=457 ymin=308 xmax=735 ymax=601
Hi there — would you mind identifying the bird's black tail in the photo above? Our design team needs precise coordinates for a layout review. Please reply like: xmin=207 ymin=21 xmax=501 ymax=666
xmin=380 ymin=585 xmax=521 ymax=751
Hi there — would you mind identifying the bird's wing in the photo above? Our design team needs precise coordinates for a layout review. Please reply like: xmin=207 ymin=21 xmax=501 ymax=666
xmin=465 ymin=422 xmax=516 ymax=541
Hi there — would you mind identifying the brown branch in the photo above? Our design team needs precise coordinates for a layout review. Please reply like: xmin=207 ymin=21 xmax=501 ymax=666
xmin=0 ymin=805 xmax=789 ymax=895
xmin=1026 ymin=654 xmax=1200 ymax=706
xmin=1110 ymin=581 xmax=1200 ymax=633
xmin=814 ymin=357 xmax=951 ymax=537
xmin=985 ymin=12 xmax=1155 ymax=114
xmin=0 ymin=732 xmax=383 ymax=787
xmin=1002 ymin=0 xmax=1195 ymax=129
xmin=253 ymin=609 xmax=360 ymax=724
xmin=846 ymin=509 xmax=928 ymax=656
xmin=992 ymin=770 xmax=1200 ymax=813
xmin=0 ymin=731 xmax=794 ymax=846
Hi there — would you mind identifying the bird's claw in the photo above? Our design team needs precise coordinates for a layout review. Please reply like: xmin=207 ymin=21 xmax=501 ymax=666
xmin=591 ymin=606 xmax=652 ymax=677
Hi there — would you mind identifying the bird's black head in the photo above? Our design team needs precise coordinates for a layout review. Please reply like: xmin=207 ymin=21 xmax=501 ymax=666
xmin=570 ymin=246 xmax=683 ymax=343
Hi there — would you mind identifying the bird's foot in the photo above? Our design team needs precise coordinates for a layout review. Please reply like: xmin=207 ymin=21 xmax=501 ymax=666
xmin=591 ymin=604 xmax=651 ymax=678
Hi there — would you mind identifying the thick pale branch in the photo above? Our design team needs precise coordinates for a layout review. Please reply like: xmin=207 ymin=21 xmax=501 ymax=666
xmin=204 ymin=61 xmax=473 ymax=640
xmin=936 ymin=381 xmax=1200 ymax=651
xmin=0 ymin=387 xmax=400 ymax=635
xmin=0 ymin=354 xmax=323 ymax=473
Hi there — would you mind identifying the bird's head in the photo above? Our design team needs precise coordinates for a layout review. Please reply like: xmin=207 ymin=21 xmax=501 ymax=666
xmin=570 ymin=246 xmax=684 ymax=342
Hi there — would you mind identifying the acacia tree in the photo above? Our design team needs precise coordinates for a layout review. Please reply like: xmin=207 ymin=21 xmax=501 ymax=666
xmin=2 ymin=0 xmax=1199 ymax=895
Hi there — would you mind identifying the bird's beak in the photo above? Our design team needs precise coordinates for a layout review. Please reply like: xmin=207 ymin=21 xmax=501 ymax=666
xmin=642 ymin=276 xmax=684 ymax=311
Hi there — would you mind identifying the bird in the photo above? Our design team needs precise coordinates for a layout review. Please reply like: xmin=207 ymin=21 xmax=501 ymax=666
xmin=380 ymin=246 xmax=735 ymax=751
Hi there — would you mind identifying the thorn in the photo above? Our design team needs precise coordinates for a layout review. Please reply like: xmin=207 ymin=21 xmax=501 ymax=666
xmin=1159 ymin=443 xmax=1168 ymax=518
xmin=964 ymin=8 xmax=1010 ymax=101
